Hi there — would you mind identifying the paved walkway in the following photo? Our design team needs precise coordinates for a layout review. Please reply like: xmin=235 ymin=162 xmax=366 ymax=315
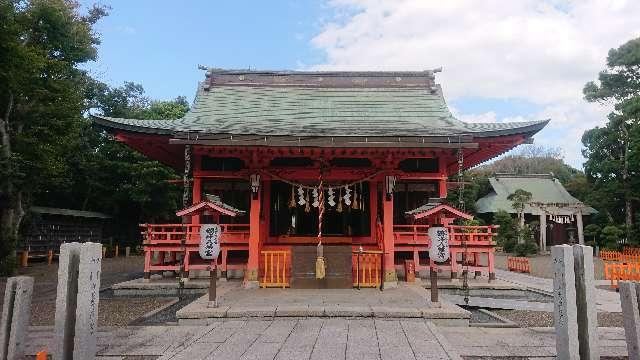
xmin=25 ymin=321 xmax=629 ymax=359
xmin=26 ymin=320 xmax=461 ymax=360
xmin=177 ymin=283 xmax=469 ymax=323
xmin=494 ymin=269 xmax=621 ymax=312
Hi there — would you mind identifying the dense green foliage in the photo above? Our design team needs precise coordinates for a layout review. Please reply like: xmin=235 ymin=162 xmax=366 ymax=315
xmin=0 ymin=0 xmax=108 ymax=274
xmin=0 ymin=1 xmax=185 ymax=274
xmin=582 ymin=37 xmax=640 ymax=245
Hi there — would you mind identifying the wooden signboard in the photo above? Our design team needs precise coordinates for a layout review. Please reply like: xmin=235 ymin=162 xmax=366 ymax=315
xmin=199 ymin=224 xmax=221 ymax=260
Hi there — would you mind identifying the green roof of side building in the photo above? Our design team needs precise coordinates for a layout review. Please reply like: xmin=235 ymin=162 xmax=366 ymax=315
xmin=475 ymin=174 xmax=597 ymax=216
xmin=92 ymin=69 xmax=549 ymax=140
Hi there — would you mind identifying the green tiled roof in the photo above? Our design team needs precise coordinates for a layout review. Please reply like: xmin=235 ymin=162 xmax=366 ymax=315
xmin=92 ymin=69 xmax=548 ymax=139
xmin=475 ymin=174 xmax=597 ymax=215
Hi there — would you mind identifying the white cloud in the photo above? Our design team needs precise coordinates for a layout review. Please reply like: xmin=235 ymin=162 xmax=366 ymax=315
xmin=310 ymin=0 xmax=640 ymax=167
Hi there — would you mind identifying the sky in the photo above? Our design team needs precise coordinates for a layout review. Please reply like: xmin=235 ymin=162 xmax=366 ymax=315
xmin=82 ymin=0 xmax=640 ymax=168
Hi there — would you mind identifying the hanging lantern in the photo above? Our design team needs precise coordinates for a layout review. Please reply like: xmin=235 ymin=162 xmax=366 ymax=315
xmin=428 ymin=225 xmax=450 ymax=263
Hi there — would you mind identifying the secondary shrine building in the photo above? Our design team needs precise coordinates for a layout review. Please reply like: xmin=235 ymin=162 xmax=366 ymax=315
xmin=93 ymin=69 xmax=548 ymax=288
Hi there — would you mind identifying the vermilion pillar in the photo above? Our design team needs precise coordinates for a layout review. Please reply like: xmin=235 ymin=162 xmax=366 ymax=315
xmin=382 ymin=184 xmax=397 ymax=287
xmin=369 ymin=181 xmax=378 ymax=243
xmin=245 ymin=176 xmax=261 ymax=288
xmin=438 ymin=156 xmax=448 ymax=198
xmin=438 ymin=178 xmax=447 ymax=198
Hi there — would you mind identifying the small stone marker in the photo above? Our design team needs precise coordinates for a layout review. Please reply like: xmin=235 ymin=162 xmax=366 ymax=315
xmin=125 ymin=246 xmax=131 ymax=257
xmin=54 ymin=242 xmax=103 ymax=360
xmin=619 ymin=281 xmax=640 ymax=360
xmin=552 ymin=244 xmax=599 ymax=360
xmin=0 ymin=276 xmax=34 ymax=360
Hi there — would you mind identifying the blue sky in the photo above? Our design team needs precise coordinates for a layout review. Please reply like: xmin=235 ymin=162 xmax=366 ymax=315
xmin=84 ymin=1 xmax=330 ymax=101
xmin=81 ymin=1 xmax=640 ymax=168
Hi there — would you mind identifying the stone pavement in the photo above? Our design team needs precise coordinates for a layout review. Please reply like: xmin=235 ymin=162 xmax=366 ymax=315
xmin=494 ymin=269 xmax=621 ymax=312
xmin=26 ymin=319 xmax=461 ymax=360
xmin=24 ymin=320 xmax=629 ymax=359
xmin=177 ymin=282 xmax=469 ymax=325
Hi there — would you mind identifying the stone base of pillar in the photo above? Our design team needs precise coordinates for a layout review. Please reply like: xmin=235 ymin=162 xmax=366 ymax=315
xmin=451 ymin=271 xmax=457 ymax=279
xmin=243 ymin=280 xmax=259 ymax=289
xmin=143 ymin=272 xmax=150 ymax=280
xmin=489 ymin=272 xmax=496 ymax=280
xmin=243 ymin=269 xmax=259 ymax=289
xmin=383 ymin=270 xmax=398 ymax=289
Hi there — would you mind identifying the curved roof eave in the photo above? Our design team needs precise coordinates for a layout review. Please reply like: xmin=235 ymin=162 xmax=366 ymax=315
xmin=91 ymin=114 xmax=550 ymax=140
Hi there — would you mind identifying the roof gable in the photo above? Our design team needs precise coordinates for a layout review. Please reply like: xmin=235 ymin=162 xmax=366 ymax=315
xmin=92 ymin=69 xmax=548 ymax=141
xmin=476 ymin=174 xmax=596 ymax=215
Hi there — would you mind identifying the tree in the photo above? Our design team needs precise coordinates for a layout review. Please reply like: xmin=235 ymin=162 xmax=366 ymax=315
xmin=0 ymin=0 xmax=107 ymax=274
xmin=508 ymin=189 xmax=532 ymax=226
xmin=601 ymin=225 xmax=624 ymax=249
xmin=493 ymin=210 xmax=517 ymax=252
xmin=34 ymin=81 xmax=188 ymax=245
xmin=583 ymin=37 xmax=640 ymax=242
xmin=480 ymin=145 xmax=580 ymax=184
xmin=583 ymin=224 xmax=601 ymax=247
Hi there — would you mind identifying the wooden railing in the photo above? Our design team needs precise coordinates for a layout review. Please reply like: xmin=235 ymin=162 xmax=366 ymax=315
xmin=260 ymin=250 xmax=290 ymax=288
xmin=623 ymin=247 xmax=640 ymax=256
xmin=604 ymin=261 xmax=640 ymax=289
xmin=352 ymin=250 xmax=382 ymax=288
xmin=507 ymin=257 xmax=531 ymax=273
xmin=141 ymin=223 xmax=250 ymax=245
xmin=392 ymin=225 xmax=498 ymax=246
xmin=393 ymin=225 xmax=430 ymax=245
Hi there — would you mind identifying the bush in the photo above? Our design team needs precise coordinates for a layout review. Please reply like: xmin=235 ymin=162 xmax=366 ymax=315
xmin=514 ymin=241 xmax=538 ymax=256
xmin=513 ymin=224 xmax=538 ymax=256
xmin=601 ymin=225 xmax=624 ymax=249
xmin=493 ymin=210 xmax=516 ymax=248
xmin=584 ymin=224 xmax=601 ymax=246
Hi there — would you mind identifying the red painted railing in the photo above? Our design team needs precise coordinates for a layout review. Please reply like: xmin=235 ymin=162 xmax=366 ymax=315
xmin=140 ymin=223 xmax=250 ymax=277
xmin=392 ymin=224 xmax=499 ymax=280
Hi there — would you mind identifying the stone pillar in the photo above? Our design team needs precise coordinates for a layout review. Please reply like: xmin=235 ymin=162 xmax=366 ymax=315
xmin=245 ymin=175 xmax=261 ymax=289
xmin=619 ymin=281 xmax=640 ymax=360
xmin=552 ymin=245 xmax=579 ymax=360
xmin=540 ymin=213 xmax=547 ymax=253
xmin=576 ymin=211 xmax=584 ymax=245
xmin=0 ymin=276 xmax=34 ymax=360
xmin=552 ymin=244 xmax=600 ymax=359
xmin=54 ymin=242 xmax=103 ymax=360
xmin=573 ymin=245 xmax=599 ymax=359
xmin=125 ymin=246 xmax=131 ymax=257
xmin=382 ymin=191 xmax=397 ymax=288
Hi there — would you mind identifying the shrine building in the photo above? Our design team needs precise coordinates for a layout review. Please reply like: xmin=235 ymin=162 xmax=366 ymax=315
xmin=93 ymin=69 xmax=549 ymax=289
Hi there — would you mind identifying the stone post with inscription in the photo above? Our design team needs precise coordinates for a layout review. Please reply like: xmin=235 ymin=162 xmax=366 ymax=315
xmin=0 ymin=276 xmax=34 ymax=360
xmin=619 ymin=281 xmax=640 ymax=360
xmin=552 ymin=244 xmax=599 ymax=360
xmin=54 ymin=242 xmax=103 ymax=360
xmin=552 ymin=245 xmax=579 ymax=360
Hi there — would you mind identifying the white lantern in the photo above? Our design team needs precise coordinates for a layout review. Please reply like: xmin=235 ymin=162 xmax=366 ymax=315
xmin=428 ymin=226 xmax=450 ymax=263
xmin=199 ymin=224 xmax=221 ymax=260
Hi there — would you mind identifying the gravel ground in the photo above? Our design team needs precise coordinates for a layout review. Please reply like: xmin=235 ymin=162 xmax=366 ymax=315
xmin=492 ymin=310 xmax=623 ymax=328
xmin=494 ymin=252 xmax=606 ymax=280
xmin=0 ymin=255 xmax=172 ymax=326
